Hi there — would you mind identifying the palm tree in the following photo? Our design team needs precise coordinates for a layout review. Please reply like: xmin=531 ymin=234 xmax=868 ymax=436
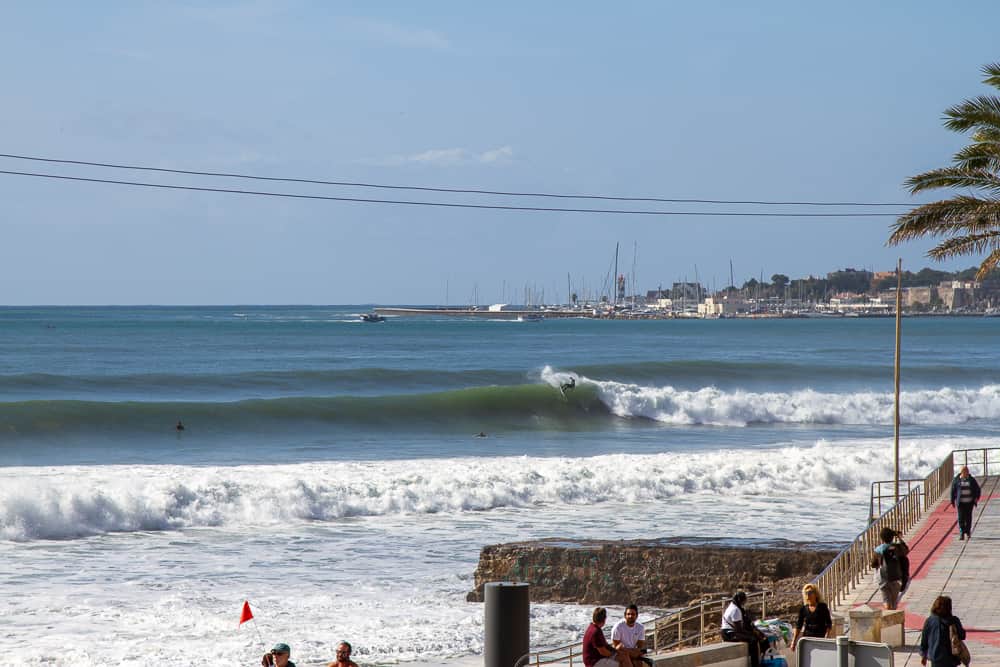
xmin=888 ymin=63 xmax=1000 ymax=279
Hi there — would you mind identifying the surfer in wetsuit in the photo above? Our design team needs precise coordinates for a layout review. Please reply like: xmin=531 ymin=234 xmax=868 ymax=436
xmin=475 ymin=431 xmax=487 ymax=438
xmin=560 ymin=377 xmax=576 ymax=393
xmin=176 ymin=420 xmax=185 ymax=431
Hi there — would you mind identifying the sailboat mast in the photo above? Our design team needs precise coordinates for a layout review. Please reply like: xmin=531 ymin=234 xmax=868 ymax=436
xmin=613 ymin=242 xmax=619 ymax=307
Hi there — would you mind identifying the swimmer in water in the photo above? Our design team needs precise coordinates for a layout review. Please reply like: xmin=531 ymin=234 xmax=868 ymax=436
xmin=176 ymin=420 xmax=185 ymax=431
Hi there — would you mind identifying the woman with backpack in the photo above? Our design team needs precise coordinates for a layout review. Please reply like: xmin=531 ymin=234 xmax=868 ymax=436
xmin=920 ymin=595 xmax=969 ymax=666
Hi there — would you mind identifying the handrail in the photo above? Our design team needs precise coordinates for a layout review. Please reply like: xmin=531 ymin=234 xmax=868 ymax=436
xmin=520 ymin=590 xmax=772 ymax=667
xmin=869 ymin=478 xmax=923 ymax=522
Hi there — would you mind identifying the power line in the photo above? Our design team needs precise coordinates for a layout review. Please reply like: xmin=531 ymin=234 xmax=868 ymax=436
xmin=0 ymin=169 xmax=904 ymax=217
xmin=0 ymin=151 xmax=911 ymax=207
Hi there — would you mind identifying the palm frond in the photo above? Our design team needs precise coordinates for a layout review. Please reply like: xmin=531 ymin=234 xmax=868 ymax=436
xmin=927 ymin=231 xmax=1000 ymax=259
xmin=971 ymin=128 xmax=1000 ymax=143
xmin=888 ymin=196 xmax=1000 ymax=245
xmin=952 ymin=142 xmax=1000 ymax=171
xmin=905 ymin=168 xmax=1000 ymax=194
xmin=975 ymin=247 xmax=1000 ymax=280
xmin=943 ymin=96 xmax=1000 ymax=133
xmin=983 ymin=63 xmax=1000 ymax=89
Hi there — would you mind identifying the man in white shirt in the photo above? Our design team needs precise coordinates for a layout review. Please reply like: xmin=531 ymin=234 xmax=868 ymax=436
xmin=721 ymin=592 xmax=765 ymax=667
xmin=611 ymin=604 xmax=646 ymax=667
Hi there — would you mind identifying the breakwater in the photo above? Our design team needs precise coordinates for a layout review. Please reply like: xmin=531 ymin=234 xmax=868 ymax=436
xmin=468 ymin=538 xmax=842 ymax=617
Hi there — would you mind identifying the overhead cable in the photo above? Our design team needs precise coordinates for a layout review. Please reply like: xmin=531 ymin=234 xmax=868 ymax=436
xmin=0 ymin=169 xmax=903 ymax=217
xmin=0 ymin=151 xmax=910 ymax=207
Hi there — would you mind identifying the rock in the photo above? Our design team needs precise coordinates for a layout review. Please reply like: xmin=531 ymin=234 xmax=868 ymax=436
xmin=467 ymin=537 xmax=842 ymax=619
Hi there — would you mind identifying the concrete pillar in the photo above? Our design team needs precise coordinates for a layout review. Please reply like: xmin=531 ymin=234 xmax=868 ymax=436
xmin=848 ymin=605 xmax=882 ymax=643
xmin=484 ymin=582 xmax=529 ymax=667
xmin=880 ymin=609 xmax=905 ymax=647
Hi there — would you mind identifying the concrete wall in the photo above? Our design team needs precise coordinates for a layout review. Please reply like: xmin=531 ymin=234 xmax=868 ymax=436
xmin=650 ymin=641 xmax=748 ymax=667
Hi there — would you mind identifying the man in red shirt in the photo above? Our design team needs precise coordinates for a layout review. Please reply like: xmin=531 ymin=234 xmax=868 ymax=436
xmin=582 ymin=607 xmax=619 ymax=667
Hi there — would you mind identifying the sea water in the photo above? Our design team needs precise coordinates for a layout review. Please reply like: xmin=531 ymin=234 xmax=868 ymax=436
xmin=0 ymin=307 xmax=995 ymax=666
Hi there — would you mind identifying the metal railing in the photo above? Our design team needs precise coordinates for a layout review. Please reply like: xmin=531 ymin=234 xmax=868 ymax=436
xmin=952 ymin=447 xmax=999 ymax=478
xmin=519 ymin=591 xmax=772 ymax=667
xmin=869 ymin=478 xmax=923 ymax=522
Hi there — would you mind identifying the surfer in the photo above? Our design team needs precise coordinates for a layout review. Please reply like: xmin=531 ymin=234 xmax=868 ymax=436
xmin=475 ymin=431 xmax=488 ymax=438
xmin=176 ymin=420 xmax=185 ymax=432
xmin=560 ymin=376 xmax=576 ymax=393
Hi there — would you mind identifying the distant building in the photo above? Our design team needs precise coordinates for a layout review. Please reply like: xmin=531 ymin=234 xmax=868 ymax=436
xmin=936 ymin=281 xmax=977 ymax=311
xmin=698 ymin=295 xmax=744 ymax=317
xmin=903 ymin=286 xmax=933 ymax=307
xmin=872 ymin=270 xmax=897 ymax=283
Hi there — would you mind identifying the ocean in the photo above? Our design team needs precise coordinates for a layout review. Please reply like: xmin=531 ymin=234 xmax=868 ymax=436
xmin=1 ymin=306 xmax=994 ymax=666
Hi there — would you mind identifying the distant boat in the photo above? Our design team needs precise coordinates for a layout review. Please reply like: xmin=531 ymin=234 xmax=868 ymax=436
xmin=985 ymin=308 xmax=1000 ymax=318
xmin=361 ymin=313 xmax=386 ymax=323
xmin=517 ymin=313 xmax=544 ymax=322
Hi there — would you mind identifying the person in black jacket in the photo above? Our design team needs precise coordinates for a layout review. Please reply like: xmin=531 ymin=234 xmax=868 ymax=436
xmin=920 ymin=596 xmax=967 ymax=666
xmin=791 ymin=583 xmax=833 ymax=652
xmin=950 ymin=466 xmax=982 ymax=540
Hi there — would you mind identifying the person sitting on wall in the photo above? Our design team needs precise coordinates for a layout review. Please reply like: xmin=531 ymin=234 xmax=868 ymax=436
xmin=611 ymin=604 xmax=648 ymax=667
xmin=582 ymin=607 xmax=618 ymax=667
xmin=721 ymin=592 xmax=767 ymax=667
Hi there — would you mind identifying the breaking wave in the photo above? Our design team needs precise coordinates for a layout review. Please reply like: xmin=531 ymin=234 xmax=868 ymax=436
xmin=2 ymin=370 xmax=1000 ymax=438
xmin=0 ymin=438 xmax=957 ymax=541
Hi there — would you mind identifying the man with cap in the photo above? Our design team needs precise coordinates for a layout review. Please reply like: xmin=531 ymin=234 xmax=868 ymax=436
xmin=261 ymin=642 xmax=295 ymax=667
xmin=327 ymin=641 xmax=359 ymax=667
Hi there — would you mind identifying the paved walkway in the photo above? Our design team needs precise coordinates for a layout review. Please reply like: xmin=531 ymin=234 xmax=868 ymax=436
xmin=839 ymin=475 xmax=1000 ymax=666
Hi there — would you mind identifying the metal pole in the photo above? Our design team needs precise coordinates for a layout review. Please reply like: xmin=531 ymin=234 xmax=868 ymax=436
xmin=484 ymin=582 xmax=529 ymax=667
xmin=836 ymin=635 xmax=850 ymax=667
xmin=894 ymin=258 xmax=903 ymax=503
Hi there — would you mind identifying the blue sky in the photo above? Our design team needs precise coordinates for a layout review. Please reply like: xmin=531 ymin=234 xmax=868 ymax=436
xmin=2 ymin=1 xmax=999 ymax=304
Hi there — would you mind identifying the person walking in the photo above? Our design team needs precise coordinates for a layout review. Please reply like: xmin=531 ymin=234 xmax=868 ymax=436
xmin=790 ymin=584 xmax=832 ymax=652
xmin=920 ymin=595 xmax=969 ymax=666
xmin=950 ymin=466 xmax=982 ymax=540
xmin=873 ymin=527 xmax=909 ymax=609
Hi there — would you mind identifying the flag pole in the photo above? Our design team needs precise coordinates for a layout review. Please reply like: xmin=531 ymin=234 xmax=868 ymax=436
xmin=240 ymin=600 xmax=267 ymax=652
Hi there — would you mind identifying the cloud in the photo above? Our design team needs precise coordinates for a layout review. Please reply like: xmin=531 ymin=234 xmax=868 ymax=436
xmin=374 ymin=146 xmax=514 ymax=167
xmin=480 ymin=146 xmax=514 ymax=163
xmin=343 ymin=17 xmax=450 ymax=50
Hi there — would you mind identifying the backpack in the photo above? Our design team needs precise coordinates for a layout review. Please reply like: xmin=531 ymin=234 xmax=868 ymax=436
xmin=899 ymin=551 xmax=910 ymax=591
xmin=880 ymin=546 xmax=903 ymax=583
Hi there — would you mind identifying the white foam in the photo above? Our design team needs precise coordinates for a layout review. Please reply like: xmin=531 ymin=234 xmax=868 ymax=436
xmin=540 ymin=365 xmax=1000 ymax=426
xmin=0 ymin=437 xmax=959 ymax=542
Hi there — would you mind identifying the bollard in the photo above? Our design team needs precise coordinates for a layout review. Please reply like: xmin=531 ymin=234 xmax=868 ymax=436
xmin=484 ymin=582 xmax=529 ymax=667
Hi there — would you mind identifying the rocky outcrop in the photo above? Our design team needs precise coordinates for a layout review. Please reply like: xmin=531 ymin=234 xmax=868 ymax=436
xmin=467 ymin=538 xmax=841 ymax=618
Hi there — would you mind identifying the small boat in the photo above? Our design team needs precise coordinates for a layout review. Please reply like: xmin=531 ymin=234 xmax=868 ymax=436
xmin=361 ymin=313 xmax=386 ymax=323
xmin=517 ymin=313 xmax=544 ymax=322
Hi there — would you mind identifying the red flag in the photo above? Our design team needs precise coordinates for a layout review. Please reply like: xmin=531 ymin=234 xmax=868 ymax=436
xmin=239 ymin=600 xmax=253 ymax=625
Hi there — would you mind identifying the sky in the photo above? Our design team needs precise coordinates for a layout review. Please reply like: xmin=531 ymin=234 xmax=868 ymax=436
xmin=2 ymin=0 xmax=999 ymax=305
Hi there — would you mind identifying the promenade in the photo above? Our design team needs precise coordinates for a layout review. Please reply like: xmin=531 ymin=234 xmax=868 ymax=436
xmin=840 ymin=475 xmax=1000 ymax=666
